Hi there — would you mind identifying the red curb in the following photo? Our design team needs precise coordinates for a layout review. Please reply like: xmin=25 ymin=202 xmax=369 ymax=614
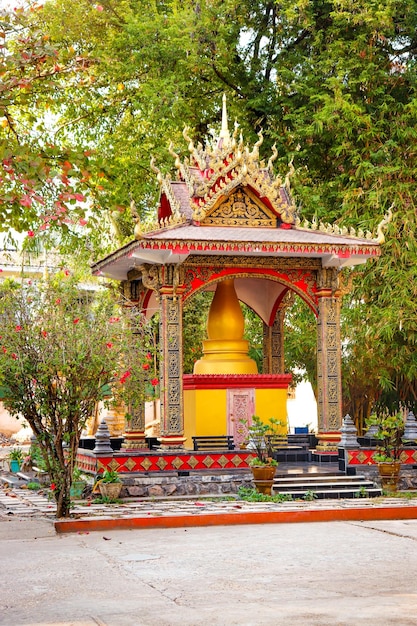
xmin=54 ymin=505 xmax=417 ymax=534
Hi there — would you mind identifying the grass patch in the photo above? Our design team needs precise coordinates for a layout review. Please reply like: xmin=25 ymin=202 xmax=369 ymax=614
xmin=26 ymin=482 xmax=42 ymax=490
xmin=390 ymin=491 xmax=417 ymax=499
xmin=237 ymin=486 xmax=293 ymax=503
xmin=92 ymin=496 xmax=122 ymax=505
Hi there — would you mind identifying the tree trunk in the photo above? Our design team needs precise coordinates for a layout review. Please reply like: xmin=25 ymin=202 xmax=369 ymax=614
xmin=55 ymin=485 xmax=71 ymax=518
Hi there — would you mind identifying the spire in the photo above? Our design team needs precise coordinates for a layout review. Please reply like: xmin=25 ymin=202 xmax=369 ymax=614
xmin=219 ymin=93 xmax=231 ymax=147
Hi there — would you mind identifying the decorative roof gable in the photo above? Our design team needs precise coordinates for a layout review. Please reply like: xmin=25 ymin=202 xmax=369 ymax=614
xmin=151 ymin=94 xmax=298 ymax=228
xmin=204 ymin=188 xmax=277 ymax=228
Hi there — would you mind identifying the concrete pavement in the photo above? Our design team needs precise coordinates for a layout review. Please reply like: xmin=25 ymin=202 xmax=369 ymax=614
xmin=1 ymin=514 xmax=417 ymax=625
xmin=2 ymin=465 xmax=417 ymax=625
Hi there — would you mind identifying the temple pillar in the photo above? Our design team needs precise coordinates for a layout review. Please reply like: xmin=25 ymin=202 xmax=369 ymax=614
xmin=263 ymin=311 xmax=285 ymax=374
xmin=120 ymin=271 xmax=159 ymax=449
xmin=263 ymin=291 xmax=294 ymax=374
xmin=158 ymin=265 xmax=186 ymax=449
xmin=316 ymin=268 xmax=343 ymax=450
xmin=122 ymin=403 xmax=147 ymax=450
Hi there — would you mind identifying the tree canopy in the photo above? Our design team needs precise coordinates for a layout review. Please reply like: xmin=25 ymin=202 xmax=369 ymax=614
xmin=2 ymin=0 xmax=417 ymax=424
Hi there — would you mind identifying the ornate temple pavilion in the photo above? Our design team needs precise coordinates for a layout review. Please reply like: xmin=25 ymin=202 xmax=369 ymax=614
xmin=92 ymin=96 xmax=383 ymax=452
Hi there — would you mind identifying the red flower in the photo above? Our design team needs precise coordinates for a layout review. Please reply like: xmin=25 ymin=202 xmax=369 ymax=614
xmin=27 ymin=230 xmax=35 ymax=237
xmin=41 ymin=330 xmax=48 ymax=338
xmin=73 ymin=318 xmax=80 ymax=324
xmin=106 ymin=342 xmax=113 ymax=349
xmin=11 ymin=353 xmax=17 ymax=360
xmin=109 ymin=316 xmax=120 ymax=323
xmin=15 ymin=325 xmax=22 ymax=331
xmin=2 ymin=347 xmax=7 ymax=353
xmin=119 ymin=370 xmax=131 ymax=384
xmin=142 ymin=363 xmax=150 ymax=370
xmin=151 ymin=378 xmax=159 ymax=387
xmin=55 ymin=298 xmax=61 ymax=304
xmin=64 ymin=269 xmax=70 ymax=276
xmin=146 ymin=352 xmax=152 ymax=360
xmin=50 ymin=483 xmax=56 ymax=491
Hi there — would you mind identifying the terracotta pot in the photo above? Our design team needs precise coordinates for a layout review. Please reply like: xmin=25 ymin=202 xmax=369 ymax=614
xmin=98 ymin=481 xmax=123 ymax=499
xmin=251 ymin=465 xmax=277 ymax=495
xmin=378 ymin=461 xmax=401 ymax=494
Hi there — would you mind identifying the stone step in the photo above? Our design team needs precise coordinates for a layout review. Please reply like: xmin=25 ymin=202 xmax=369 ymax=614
xmin=272 ymin=487 xmax=382 ymax=499
xmin=274 ymin=474 xmax=369 ymax=485
xmin=274 ymin=450 xmax=311 ymax=462
xmin=311 ymin=452 xmax=339 ymax=463
xmin=274 ymin=480 xmax=376 ymax=491
xmin=272 ymin=473 xmax=382 ymax=498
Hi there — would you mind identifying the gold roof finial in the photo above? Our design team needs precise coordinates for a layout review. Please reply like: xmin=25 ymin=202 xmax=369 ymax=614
xmin=130 ymin=197 xmax=143 ymax=240
xmin=150 ymin=156 xmax=163 ymax=185
xmin=375 ymin=203 xmax=394 ymax=244
xmin=219 ymin=93 xmax=231 ymax=147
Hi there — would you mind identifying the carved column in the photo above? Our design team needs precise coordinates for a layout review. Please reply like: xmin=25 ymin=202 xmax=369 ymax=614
xmin=316 ymin=268 xmax=343 ymax=451
xmin=158 ymin=265 xmax=186 ymax=449
xmin=263 ymin=291 xmax=294 ymax=374
xmin=119 ymin=278 xmax=149 ymax=449
xmin=263 ymin=312 xmax=285 ymax=374
xmin=122 ymin=403 xmax=147 ymax=450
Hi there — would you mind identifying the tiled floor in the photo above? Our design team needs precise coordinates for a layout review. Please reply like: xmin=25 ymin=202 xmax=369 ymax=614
xmin=1 ymin=478 xmax=417 ymax=522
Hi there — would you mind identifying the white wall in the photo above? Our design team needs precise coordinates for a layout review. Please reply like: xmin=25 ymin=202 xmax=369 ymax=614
xmin=0 ymin=402 xmax=31 ymax=440
xmin=286 ymin=381 xmax=318 ymax=433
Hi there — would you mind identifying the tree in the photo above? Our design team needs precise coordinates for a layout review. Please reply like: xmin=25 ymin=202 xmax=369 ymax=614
xmin=4 ymin=0 xmax=417 ymax=421
xmin=0 ymin=4 xmax=101 ymax=242
xmin=0 ymin=273 xmax=155 ymax=518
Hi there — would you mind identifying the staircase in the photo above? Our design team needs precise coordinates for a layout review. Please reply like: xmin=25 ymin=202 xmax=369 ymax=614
xmin=273 ymin=473 xmax=382 ymax=499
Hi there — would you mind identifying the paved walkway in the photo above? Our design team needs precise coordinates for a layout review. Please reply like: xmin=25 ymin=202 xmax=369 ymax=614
xmin=2 ymin=474 xmax=417 ymax=533
xmin=2 ymin=508 xmax=417 ymax=625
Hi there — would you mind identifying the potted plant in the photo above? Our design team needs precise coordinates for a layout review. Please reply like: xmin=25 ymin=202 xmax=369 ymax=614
xmin=8 ymin=447 xmax=24 ymax=472
xmin=366 ymin=412 xmax=404 ymax=493
xmin=97 ymin=469 xmax=123 ymax=499
xmin=247 ymin=415 xmax=283 ymax=495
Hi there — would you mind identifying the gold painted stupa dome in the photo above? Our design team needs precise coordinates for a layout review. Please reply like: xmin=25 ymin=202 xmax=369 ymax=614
xmin=193 ymin=279 xmax=258 ymax=375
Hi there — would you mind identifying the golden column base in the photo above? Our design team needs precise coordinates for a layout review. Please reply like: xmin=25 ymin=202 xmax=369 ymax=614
xmin=121 ymin=432 xmax=148 ymax=450
xmin=157 ymin=435 xmax=187 ymax=450
xmin=316 ymin=431 xmax=341 ymax=452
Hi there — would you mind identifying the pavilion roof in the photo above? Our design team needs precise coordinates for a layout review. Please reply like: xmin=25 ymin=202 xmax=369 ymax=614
xmin=93 ymin=95 xmax=386 ymax=282
xmin=92 ymin=221 xmax=380 ymax=281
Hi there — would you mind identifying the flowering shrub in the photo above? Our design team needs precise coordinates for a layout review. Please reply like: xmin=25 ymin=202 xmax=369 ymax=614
xmin=0 ymin=273 xmax=157 ymax=517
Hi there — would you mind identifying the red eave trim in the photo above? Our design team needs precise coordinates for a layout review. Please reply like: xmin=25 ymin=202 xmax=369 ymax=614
xmin=183 ymin=373 xmax=292 ymax=390
xmin=140 ymin=239 xmax=380 ymax=257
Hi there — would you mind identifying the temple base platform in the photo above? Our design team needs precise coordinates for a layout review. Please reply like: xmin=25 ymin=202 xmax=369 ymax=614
xmin=76 ymin=448 xmax=256 ymax=476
